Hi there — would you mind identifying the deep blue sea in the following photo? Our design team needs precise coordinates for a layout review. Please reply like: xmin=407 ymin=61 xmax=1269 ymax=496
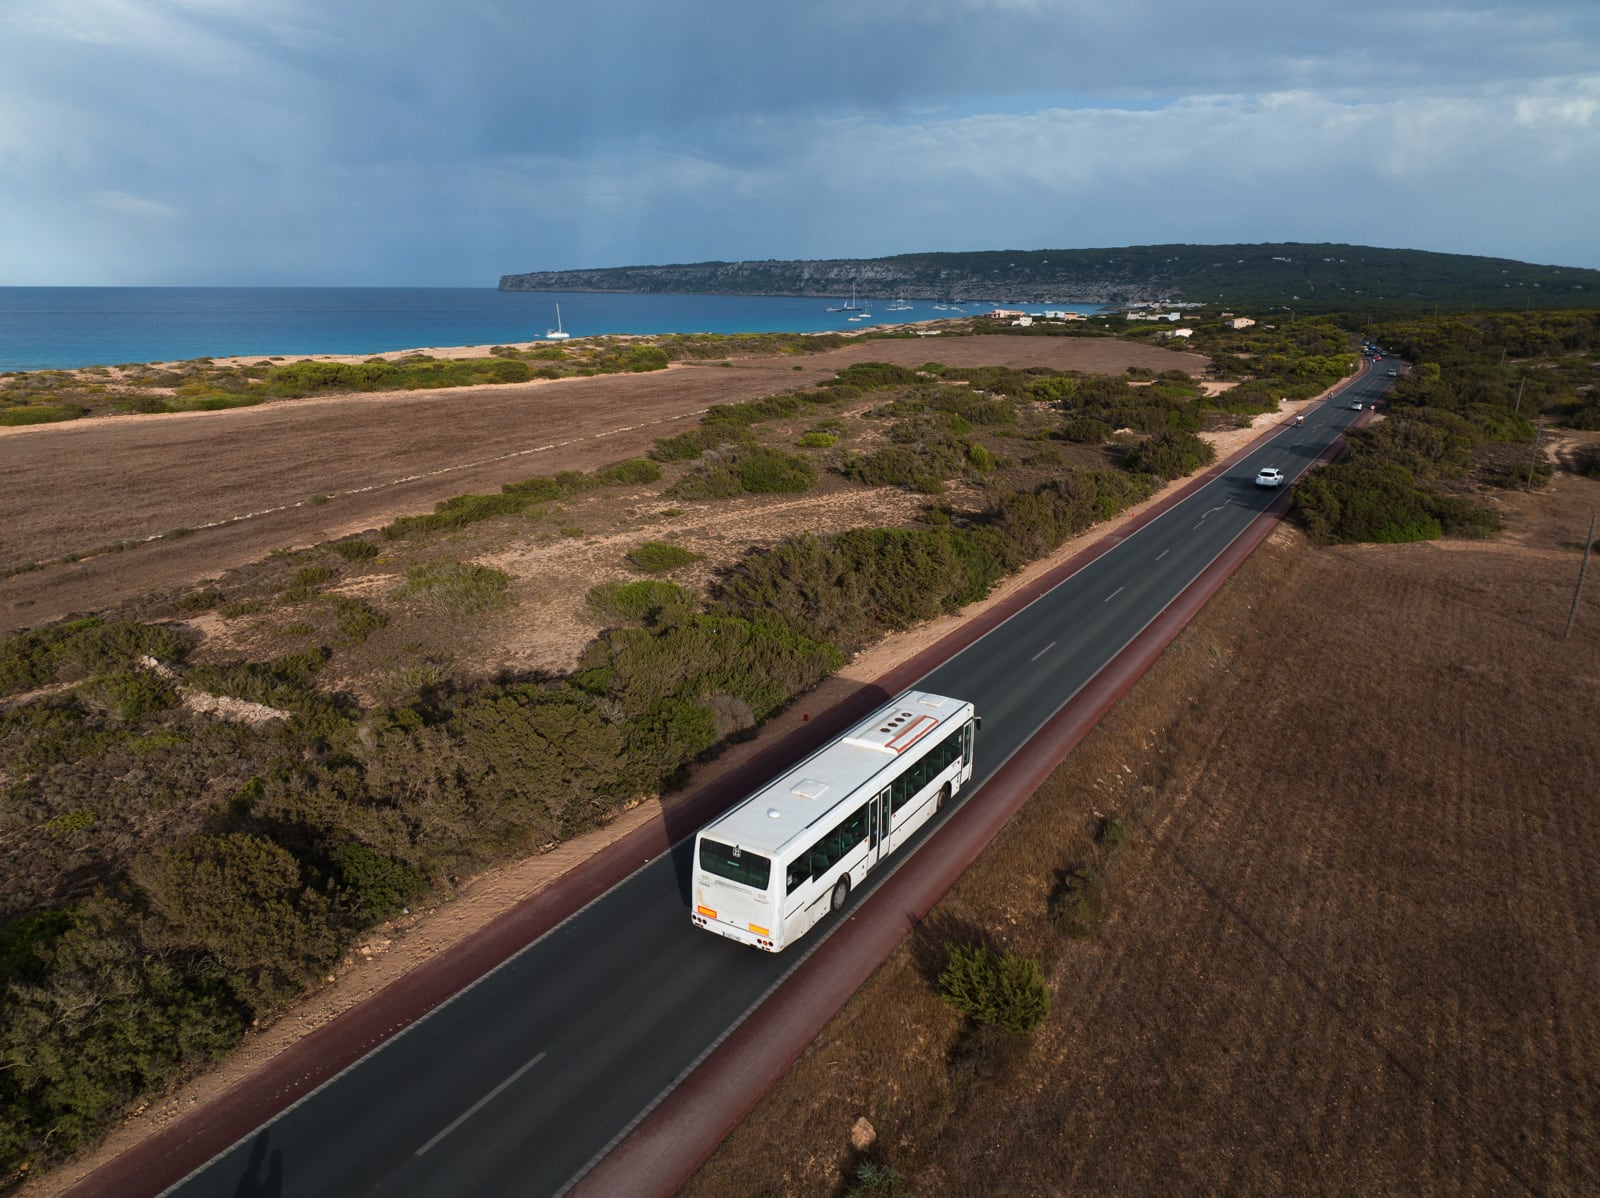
xmin=0 ymin=288 xmax=1103 ymax=373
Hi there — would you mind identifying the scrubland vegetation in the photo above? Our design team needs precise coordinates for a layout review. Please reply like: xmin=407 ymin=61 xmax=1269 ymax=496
xmin=0 ymin=331 xmax=821 ymax=426
xmin=2 ymin=308 xmax=1595 ymax=1187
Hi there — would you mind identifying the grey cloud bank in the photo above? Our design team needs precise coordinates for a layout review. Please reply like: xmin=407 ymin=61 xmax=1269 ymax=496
xmin=2 ymin=1 xmax=1597 ymax=285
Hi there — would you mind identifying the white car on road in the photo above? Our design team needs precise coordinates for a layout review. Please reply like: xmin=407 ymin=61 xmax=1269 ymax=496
xmin=1254 ymin=467 xmax=1285 ymax=488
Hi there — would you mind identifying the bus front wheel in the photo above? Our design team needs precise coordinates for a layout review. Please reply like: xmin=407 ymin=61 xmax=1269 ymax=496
xmin=830 ymin=878 xmax=851 ymax=913
xmin=936 ymin=784 xmax=951 ymax=813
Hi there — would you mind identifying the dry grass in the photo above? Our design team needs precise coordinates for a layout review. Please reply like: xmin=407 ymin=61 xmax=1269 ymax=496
xmin=687 ymin=475 xmax=1600 ymax=1197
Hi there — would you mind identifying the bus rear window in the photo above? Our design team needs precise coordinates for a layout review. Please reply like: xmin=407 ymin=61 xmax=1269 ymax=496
xmin=698 ymin=839 xmax=772 ymax=890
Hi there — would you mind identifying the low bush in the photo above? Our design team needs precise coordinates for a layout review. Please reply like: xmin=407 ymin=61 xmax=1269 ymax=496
xmin=394 ymin=561 xmax=513 ymax=615
xmin=1294 ymin=458 xmax=1500 ymax=544
xmin=626 ymin=541 xmax=700 ymax=574
xmin=0 ymin=619 xmax=189 ymax=696
xmin=596 ymin=458 xmax=662 ymax=485
xmin=77 ymin=668 xmax=178 ymax=724
xmin=585 ymin=580 xmax=698 ymax=622
xmin=736 ymin=446 xmax=816 ymax=494
xmin=1060 ymin=416 xmax=1113 ymax=443
xmin=328 ymin=539 xmax=379 ymax=562
xmin=382 ymin=492 xmax=529 ymax=539
xmin=498 ymin=477 xmax=559 ymax=504
xmin=1119 ymin=430 xmax=1216 ymax=480
xmin=329 ymin=595 xmax=389 ymax=643
xmin=0 ymin=405 xmax=84 ymax=425
xmin=937 ymin=943 xmax=1050 ymax=1033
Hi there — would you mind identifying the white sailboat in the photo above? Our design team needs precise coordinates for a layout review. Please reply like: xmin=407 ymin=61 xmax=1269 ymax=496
xmin=546 ymin=304 xmax=571 ymax=341
xmin=825 ymin=283 xmax=861 ymax=313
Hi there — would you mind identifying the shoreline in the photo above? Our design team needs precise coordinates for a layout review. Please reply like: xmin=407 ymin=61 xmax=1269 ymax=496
xmin=4 ymin=289 xmax=1076 ymax=375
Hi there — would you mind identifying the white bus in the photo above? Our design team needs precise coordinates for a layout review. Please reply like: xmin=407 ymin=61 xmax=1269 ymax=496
xmin=691 ymin=690 xmax=978 ymax=952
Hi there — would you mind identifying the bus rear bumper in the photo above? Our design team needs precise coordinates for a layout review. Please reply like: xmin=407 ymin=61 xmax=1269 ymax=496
xmin=691 ymin=911 xmax=780 ymax=951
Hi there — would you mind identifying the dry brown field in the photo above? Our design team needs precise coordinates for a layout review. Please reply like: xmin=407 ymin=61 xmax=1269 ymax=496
xmin=687 ymin=476 xmax=1600 ymax=1196
xmin=0 ymin=334 xmax=1200 ymax=636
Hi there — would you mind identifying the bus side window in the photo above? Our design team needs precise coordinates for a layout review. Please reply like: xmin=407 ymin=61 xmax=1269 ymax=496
xmin=787 ymin=859 xmax=810 ymax=893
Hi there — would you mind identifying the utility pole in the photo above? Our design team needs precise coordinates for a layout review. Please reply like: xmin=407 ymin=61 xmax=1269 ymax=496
xmin=1526 ymin=418 xmax=1544 ymax=489
xmin=1567 ymin=513 xmax=1597 ymax=640
xmin=1512 ymin=376 xmax=1526 ymax=415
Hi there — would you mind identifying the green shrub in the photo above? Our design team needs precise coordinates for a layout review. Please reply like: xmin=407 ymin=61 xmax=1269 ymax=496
xmin=650 ymin=429 xmax=721 ymax=462
xmin=597 ymin=457 xmax=662 ymax=485
xmin=328 ymin=539 xmax=379 ymax=562
xmin=586 ymin=580 xmax=697 ymax=622
xmin=329 ymin=595 xmax=389 ymax=643
xmin=796 ymin=431 xmax=837 ymax=448
xmin=0 ymin=405 xmax=82 ymax=426
xmin=847 ymin=1160 xmax=911 ymax=1197
xmin=1060 ymin=416 xmax=1113 ymax=443
xmin=328 ymin=843 xmax=428 ymax=922
xmin=0 ymin=619 xmax=189 ymax=696
xmin=626 ymin=541 xmax=701 ymax=574
xmin=736 ymin=446 xmax=816 ymax=494
xmin=77 ymin=668 xmax=178 ymax=723
xmin=138 ymin=832 xmax=341 ymax=1010
xmin=839 ymin=438 xmax=965 ymax=492
xmin=501 ymin=476 xmax=563 ymax=501
xmin=394 ymin=561 xmax=513 ymax=614
xmin=293 ymin=565 xmax=336 ymax=589
xmin=1119 ymin=430 xmax=1216 ymax=480
xmin=383 ymin=491 xmax=529 ymax=539
xmin=937 ymin=943 xmax=1050 ymax=1033
xmin=186 ymin=647 xmax=331 ymax=710
xmin=622 ymin=345 xmax=669 ymax=372
xmin=0 ymin=897 xmax=246 ymax=1178
xmin=1291 ymin=460 xmax=1499 ymax=544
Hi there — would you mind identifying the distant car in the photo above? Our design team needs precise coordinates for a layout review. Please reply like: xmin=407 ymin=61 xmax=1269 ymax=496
xmin=1254 ymin=466 xmax=1285 ymax=488
xmin=1350 ymin=400 xmax=1364 ymax=410
xmin=1386 ymin=368 xmax=1398 ymax=377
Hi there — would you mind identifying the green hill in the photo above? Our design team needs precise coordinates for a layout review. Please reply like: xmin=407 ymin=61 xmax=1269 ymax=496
xmin=500 ymin=243 xmax=1600 ymax=310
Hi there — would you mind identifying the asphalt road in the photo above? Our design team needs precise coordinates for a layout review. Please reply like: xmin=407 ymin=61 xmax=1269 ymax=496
xmin=166 ymin=369 xmax=1393 ymax=1198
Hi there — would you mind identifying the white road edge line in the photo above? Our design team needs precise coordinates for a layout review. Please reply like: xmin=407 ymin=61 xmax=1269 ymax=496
xmin=415 ymin=1051 xmax=548 ymax=1157
xmin=1030 ymin=641 xmax=1057 ymax=661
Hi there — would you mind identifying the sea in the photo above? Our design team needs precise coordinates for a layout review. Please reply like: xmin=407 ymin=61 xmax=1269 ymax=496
xmin=0 ymin=288 xmax=1105 ymax=374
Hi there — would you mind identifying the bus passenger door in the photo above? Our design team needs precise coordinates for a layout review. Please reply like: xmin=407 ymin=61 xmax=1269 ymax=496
xmin=868 ymin=787 xmax=891 ymax=861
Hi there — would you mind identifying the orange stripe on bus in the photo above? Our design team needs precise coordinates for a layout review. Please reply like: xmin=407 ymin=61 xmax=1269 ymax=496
xmin=885 ymin=714 xmax=936 ymax=753
xmin=696 ymin=905 xmax=717 ymax=919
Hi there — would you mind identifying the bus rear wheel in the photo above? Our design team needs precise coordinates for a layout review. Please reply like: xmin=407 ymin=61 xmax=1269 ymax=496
xmin=830 ymin=878 xmax=851 ymax=913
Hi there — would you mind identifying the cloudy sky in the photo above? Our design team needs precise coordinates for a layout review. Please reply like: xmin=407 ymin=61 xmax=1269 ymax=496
xmin=2 ymin=1 xmax=1597 ymax=286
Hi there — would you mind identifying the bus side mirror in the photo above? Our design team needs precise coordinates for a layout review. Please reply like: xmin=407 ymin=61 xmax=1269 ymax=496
xmin=974 ymin=716 xmax=982 ymax=731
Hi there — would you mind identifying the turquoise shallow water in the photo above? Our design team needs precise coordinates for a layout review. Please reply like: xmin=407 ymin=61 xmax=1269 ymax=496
xmin=0 ymin=288 xmax=1102 ymax=373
